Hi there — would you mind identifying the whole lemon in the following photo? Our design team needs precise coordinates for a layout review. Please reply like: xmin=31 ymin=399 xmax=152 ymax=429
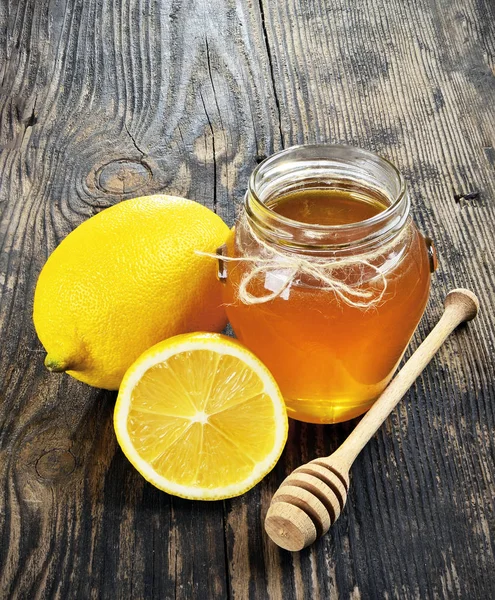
xmin=33 ymin=195 xmax=230 ymax=389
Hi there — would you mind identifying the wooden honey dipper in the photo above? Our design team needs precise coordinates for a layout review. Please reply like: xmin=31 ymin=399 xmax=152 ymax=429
xmin=265 ymin=288 xmax=479 ymax=551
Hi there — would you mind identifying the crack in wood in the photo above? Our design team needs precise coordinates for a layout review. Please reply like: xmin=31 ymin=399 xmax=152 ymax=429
xmin=206 ymin=37 xmax=230 ymax=202
xmin=453 ymin=190 xmax=481 ymax=203
xmin=18 ymin=95 xmax=38 ymax=150
xmin=124 ymin=122 xmax=145 ymax=157
xmin=257 ymin=0 xmax=285 ymax=147
xmin=199 ymin=88 xmax=218 ymax=213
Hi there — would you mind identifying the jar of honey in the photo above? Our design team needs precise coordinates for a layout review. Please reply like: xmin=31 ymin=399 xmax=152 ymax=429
xmin=220 ymin=145 xmax=436 ymax=424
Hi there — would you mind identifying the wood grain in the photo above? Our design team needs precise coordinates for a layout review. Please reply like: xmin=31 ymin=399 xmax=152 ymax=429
xmin=266 ymin=289 xmax=480 ymax=551
xmin=0 ymin=0 xmax=494 ymax=598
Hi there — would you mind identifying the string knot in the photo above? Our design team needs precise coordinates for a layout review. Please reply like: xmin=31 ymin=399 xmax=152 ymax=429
xmin=196 ymin=218 xmax=408 ymax=308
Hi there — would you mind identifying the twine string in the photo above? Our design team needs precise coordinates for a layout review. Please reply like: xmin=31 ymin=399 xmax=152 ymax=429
xmin=196 ymin=218 xmax=406 ymax=308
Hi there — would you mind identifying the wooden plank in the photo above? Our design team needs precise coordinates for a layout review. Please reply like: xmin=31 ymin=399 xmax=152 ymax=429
xmin=256 ymin=0 xmax=495 ymax=597
xmin=0 ymin=0 xmax=494 ymax=599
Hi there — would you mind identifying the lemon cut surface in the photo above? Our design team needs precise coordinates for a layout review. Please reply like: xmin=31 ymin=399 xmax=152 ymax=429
xmin=114 ymin=333 xmax=288 ymax=500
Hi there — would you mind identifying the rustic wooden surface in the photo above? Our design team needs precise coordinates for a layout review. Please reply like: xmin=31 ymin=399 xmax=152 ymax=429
xmin=0 ymin=0 xmax=494 ymax=598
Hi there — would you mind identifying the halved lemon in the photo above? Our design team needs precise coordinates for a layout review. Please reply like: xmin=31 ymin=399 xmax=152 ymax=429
xmin=114 ymin=333 xmax=288 ymax=500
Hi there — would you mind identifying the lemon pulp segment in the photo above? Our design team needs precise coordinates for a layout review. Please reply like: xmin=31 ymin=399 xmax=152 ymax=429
xmin=114 ymin=334 xmax=288 ymax=500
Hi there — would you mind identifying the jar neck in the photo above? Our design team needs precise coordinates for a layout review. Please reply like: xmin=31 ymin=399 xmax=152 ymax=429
xmin=245 ymin=145 xmax=410 ymax=256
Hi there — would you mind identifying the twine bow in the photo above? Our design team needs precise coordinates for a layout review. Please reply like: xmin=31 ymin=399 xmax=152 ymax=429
xmin=197 ymin=218 xmax=406 ymax=309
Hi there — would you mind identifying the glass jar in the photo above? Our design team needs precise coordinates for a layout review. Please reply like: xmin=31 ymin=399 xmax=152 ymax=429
xmin=220 ymin=145 xmax=436 ymax=424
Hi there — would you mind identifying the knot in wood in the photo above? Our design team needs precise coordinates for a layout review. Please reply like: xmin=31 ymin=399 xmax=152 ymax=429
xmin=96 ymin=159 xmax=152 ymax=194
xmin=35 ymin=449 xmax=76 ymax=482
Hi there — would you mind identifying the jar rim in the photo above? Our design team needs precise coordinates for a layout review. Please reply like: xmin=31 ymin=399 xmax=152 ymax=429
xmin=247 ymin=144 xmax=407 ymax=235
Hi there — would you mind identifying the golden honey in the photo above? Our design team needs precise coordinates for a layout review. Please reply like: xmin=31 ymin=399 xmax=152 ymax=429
xmin=222 ymin=146 xmax=434 ymax=423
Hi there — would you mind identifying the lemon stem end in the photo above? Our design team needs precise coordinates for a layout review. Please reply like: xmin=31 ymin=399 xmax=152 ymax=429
xmin=44 ymin=356 xmax=72 ymax=373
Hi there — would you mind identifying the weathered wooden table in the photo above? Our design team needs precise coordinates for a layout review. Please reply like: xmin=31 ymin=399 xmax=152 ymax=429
xmin=1 ymin=1 xmax=494 ymax=598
